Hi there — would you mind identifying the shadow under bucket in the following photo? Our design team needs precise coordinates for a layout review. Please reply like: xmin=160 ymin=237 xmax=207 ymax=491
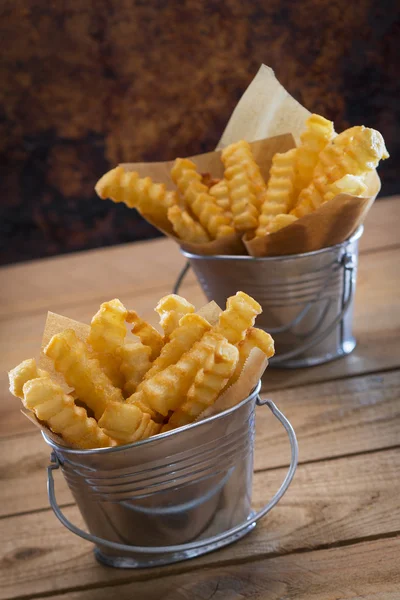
xmin=176 ymin=227 xmax=363 ymax=368
xmin=44 ymin=383 xmax=298 ymax=569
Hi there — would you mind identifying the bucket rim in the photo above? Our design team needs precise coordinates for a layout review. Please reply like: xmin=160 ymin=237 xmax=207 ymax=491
xmin=42 ymin=381 xmax=262 ymax=456
xmin=181 ymin=226 xmax=363 ymax=262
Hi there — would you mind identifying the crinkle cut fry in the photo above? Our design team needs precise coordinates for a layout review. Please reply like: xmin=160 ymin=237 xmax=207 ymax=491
xmin=222 ymin=140 xmax=267 ymax=210
xmin=155 ymin=294 xmax=195 ymax=339
xmin=8 ymin=358 xmax=47 ymax=399
xmin=256 ymin=148 xmax=297 ymax=237
xmin=292 ymin=126 xmax=389 ymax=218
xmin=127 ymin=311 xmax=164 ymax=360
xmin=127 ymin=331 xmax=224 ymax=416
xmin=221 ymin=143 xmax=260 ymax=232
xmin=295 ymin=114 xmax=336 ymax=191
xmin=95 ymin=166 xmax=176 ymax=229
xmin=171 ymin=158 xmax=234 ymax=239
xmin=216 ymin=291 xmax=262 ymax=345
xmin=118 ymin=342 xmax=152 ymax=396
xmin=23 ymin=377 xmax=113 ymax=449
xmin=98 ymin=401 xmax=160 ymax=444
xmin=87 ymin=298 xmax=127 ymax=388
xmin=168 ymin=205 xmax=210 ymax=244
xmin=139 ymin=313 xmax=211 ymax=384
xmin=209 ymin=179 xmax=231 ymax=211
xmin=169 ymin=336 xmax=239 ymax=428
xmin=44 ymin=329 xmax=123 ymax=420
xmin=231 ymin=327 xmax=275 ymax=384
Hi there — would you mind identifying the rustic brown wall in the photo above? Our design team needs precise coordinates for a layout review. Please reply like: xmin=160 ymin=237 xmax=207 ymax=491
xmin=1 ymin=0 xmax=399 ymax=265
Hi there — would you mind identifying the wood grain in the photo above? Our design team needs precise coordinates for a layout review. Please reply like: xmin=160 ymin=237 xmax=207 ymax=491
xmin=38 ymin=537 xmax=400 ymax=600
xmin=1 ymin=448 xmax=399 ymax=599
xmin=1 ymin=370 xmax=399 ymax=518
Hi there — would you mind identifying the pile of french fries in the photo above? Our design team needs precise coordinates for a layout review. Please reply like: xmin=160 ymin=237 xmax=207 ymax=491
xmin=95 ymin=115 xmax=388 ymax=245
xmin=9 ymin=293 xmax=274 ymax=450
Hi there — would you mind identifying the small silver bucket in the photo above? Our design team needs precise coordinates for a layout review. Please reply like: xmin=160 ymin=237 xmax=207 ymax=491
xmin=44 ymin=383 xmax=298 ymax=569
xmin=175 ymin=228 xmax=363 ymax=368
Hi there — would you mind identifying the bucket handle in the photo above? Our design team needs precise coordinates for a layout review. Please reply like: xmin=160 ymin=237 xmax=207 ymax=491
xmin=47 ymin=399 xmax=298 ymax=555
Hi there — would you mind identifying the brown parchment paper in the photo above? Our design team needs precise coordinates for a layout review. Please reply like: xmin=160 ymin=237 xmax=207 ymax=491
xmin=22 ymin=302 xmax=270 ymax=445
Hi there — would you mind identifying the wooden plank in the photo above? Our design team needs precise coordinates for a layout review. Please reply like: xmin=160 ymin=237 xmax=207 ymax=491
xmin=0 ymin=198 xmax=398 ymax=321
xmin=1 ymin=370 xmax=399 ymax=517
xmin=37 ymin=537 xmax=400 ymax=600
xmin=0 ymin=448 xmax=399 ymax=599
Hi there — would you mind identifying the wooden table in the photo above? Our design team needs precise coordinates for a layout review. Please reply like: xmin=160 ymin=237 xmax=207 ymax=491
xmin=1 ymin=197 xmax=400 ymax=600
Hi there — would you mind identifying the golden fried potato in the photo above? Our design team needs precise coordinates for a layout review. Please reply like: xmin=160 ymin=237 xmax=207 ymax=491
xmin=98 ymin=401 xmax=160 ymax=444
xmin=324 ymin=174 xmax=368 ymax=202
xmin=87 ymin=298 xmax=127 ymax=388
xmin=127 ymin=310 xmax=164 ymax=360
xmin=118 ymin=342 xmax=152 ymax=396
xmin=95 ymin=166 xmax=176 ymax=229
xmin=209 ymin=179 xmax=231 ymax=211
xmin=221 ymin=143 xmax=260 ymax=232
xmin=264 ymin=213 xmax=298 ymax=234
xmin=171 ymin=158 xmax=234 ymax=239
xmin=216 ymin=291 xmax=262 ymax=345
xmin=8 ymin=358 xmax=47 ymax=399
xmin=231 ymin=327 xmax=275 ymax=384
xmin=292 ymin=126 xmax=389 ymax=218
xmin=169 ymin=336 xmax=238 ymax=428
xmin=256 ymin=149 xmax=297 ymax=237
xmin=140 ymin=313 xmax=211 ymax=384
xmin=222 ymin=140 xmax=267 ymax=210
xmin=45 ymin=329 xmax=123 ymax=420
xmin=127 ymin=331 xmax=224 ymax=416
xmin=295 ymin=114 xmax=336 ymax=191
xmin=155 ymin=294 xmax=195 ymax=339
xmin=168 ymin=205 xmax=210 ymax=244
xmin=23 ymin=377 xmax=113 ymax=449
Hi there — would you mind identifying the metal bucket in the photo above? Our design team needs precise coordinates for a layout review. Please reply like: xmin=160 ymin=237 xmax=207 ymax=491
xmin=44 ymin=382 xmax=298 ymax=569
xmin=175 ymin=228 xmax=363 ymax=368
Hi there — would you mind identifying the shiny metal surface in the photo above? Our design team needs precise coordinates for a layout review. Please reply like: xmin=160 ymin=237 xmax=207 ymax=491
xmin=43 ymin=383 xmax=298 ymax=569
xmin=180 ymin=228 xmax=363 ymax=368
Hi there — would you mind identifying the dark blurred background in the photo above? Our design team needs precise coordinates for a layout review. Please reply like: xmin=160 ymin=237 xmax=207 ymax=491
xmin=1 ymin=0 xmax=399 ymax=265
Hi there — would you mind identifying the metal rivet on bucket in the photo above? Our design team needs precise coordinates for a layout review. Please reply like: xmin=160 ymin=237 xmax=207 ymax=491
xmin=44 ymin=382 xmax=298 ymax=569
xmin=175 ymin=227 xmax=363 ymax=368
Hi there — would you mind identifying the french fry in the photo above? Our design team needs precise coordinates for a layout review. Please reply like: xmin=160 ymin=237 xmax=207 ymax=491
xmin=44 ymin=329 xmax=123 ymax=420
xmin=295 ymin=114 xmax=336 ymax=191
xmin=117 ymin=342 xmax=152 ymax=396
xmin=171 ymin=158 xmax=234 ymax=239
xmin=264 ymin=213 xmax=298 ymax=234
xmin=155 ymin=294 xmax=195 ymax=339
xmin=87 ymin=299 xmax=127 ymax=388
xmin=140 ymin=313 xmax=211 ymax=384
xmin=222 ymin=140 xmax=267 ymax=209
xmin=127 ymin=311 xmax=164 ymax=360
xmin=168 ymin=205 xmax=210 ymax=243
xmin=324 ymin=174 xmax=368 ymax=202
xmin=98 ymin=401 xmax=160 ymax=444
xmin=292 ymin=126 xmax=389 ymax=218
xmin=126 ymin=331 xmax=224 ymax=416
xmin=209 ymin=179 xmax=231 ymax=211
xmin=216 ymin=291 xmax=262 ymax=345
xmin=169 ymin=337 xmax=239 ymax=427
xmin=95 ymin=166 xmax=176 ymax=229
xmin=23 ymin=378 xmax=114 ymax=449
xmin=8 ymin=358 xmax=47 ymax=399
xmin=256 ymin=149 xmax=297 ymax=237
xmin=221 ymin=143 xmax=260 ymax=232
xmin=231 ymin=327 xmax=275 ymax=384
